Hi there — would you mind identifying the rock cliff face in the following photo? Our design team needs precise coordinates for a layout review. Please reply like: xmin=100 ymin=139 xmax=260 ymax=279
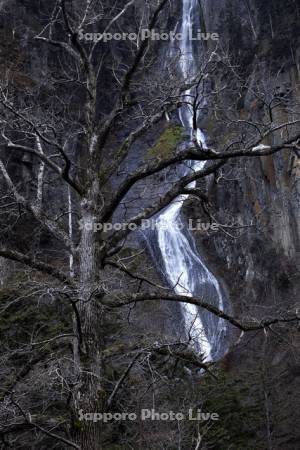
xmin=188 ymin=0 xmax=299 ymax=308
xmin=181 ymin=1 xmax=300 ymax=447
xmin=0 ymin=1 xmax=299 ymax=449
xmin=191 ymin=0 xmax=300 ymax=339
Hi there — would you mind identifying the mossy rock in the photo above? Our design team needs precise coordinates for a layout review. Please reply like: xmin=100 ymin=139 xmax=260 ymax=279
xmin=144 ymin=125 xmax=184 ymax=160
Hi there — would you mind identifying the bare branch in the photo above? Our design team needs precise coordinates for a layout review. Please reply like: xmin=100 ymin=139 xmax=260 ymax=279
xmin=0 ymin=248 xmax=72 ymax=285
xmin=106 ymin=292 xmax=300 ymax=332
xmin=0 ymin=160 xmax=76 ymax=252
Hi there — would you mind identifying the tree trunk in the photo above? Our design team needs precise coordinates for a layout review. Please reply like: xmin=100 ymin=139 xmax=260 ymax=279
xmin=72 ymin=184 xmax=105 ymax=450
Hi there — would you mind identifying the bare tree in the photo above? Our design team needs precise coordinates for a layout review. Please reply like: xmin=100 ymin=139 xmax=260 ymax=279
xmin=0 ymin=1 xmax=299 ymax=448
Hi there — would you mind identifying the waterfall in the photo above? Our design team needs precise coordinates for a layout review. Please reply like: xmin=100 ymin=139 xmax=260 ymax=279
xmin=68 ymin=186 xmax=74 ymax=278
xmin=154 ymin=0 xmax=226 ymax=360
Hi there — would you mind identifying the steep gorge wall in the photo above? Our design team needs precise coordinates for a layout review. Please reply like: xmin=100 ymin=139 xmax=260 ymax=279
xmin=193 ymin=0 xmax=300 ymax=332
xmin=182 ymin=1 xmax=300 ymax=447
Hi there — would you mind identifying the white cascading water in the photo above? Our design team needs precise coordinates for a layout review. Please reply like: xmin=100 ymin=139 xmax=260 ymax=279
xmin=68 ymin=186 xmax=75 ymax=279
xmin=155 ymin=0 xmax=226 ymax=360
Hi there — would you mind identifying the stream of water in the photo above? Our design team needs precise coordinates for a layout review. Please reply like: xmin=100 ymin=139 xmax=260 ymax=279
xmin=154 ymin=0 xmax=226 ymax=360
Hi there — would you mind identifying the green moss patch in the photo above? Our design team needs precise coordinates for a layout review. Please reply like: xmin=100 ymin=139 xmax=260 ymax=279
xmin=145 ymin=125 xmax=184 ymax=160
